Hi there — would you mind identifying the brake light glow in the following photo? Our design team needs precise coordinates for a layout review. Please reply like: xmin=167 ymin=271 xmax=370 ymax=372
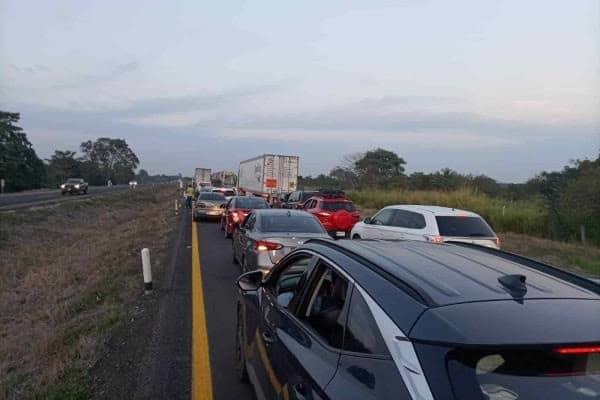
xmin=554 ymin=346 xmax=600 ymax=355
xmin=256 ymin=241 xmax=283 ymax=251
xmin=232 ymin=211 xmax=240 ymax=222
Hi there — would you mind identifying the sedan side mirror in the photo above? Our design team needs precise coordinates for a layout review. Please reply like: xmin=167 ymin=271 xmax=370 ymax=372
xmin=237 ymin=270 xmax=263 ymax=292
xmin=363 ymin=216 xmax=372 ymax=224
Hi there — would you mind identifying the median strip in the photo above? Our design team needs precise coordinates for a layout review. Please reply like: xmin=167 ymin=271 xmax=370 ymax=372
xmin=191 ymin=221 xmax=215 ymax=400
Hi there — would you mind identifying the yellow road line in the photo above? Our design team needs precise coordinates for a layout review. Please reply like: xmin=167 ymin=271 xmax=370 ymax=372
xmin=192 ymin=221 xmax=214 ymax=400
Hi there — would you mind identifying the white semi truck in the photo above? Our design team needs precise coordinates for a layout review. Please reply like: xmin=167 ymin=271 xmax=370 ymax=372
xmin=211 ymin=170 xmax=237 ymax=187
xmin=194 ymin=168 xmax=212 ymax=191
xmin=238 ymin=155 xmax=299 ymax=201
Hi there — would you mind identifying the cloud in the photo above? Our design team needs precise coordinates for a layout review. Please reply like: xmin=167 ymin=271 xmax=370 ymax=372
xmin=8 ymin=64 xmax=51 ymax=74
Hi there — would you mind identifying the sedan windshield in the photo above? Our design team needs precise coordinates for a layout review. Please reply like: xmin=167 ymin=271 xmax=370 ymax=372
xmin=259 ymin=214 xmax=325 ymax=233
xmin=198 ymin=193 xmax=225 ymax=201
xmin=436 ymin=216 xmax=495 ymax=237
xmin=66 ymin=179 xmax=82 ymax=183
xmin=236 ymin=197 xmax=269 ymax=209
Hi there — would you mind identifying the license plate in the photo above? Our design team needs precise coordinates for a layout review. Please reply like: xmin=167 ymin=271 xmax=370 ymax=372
xmin=336 ymin=231 xmax=346 ymax=238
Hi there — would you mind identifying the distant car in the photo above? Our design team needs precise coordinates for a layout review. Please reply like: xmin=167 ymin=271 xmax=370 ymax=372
xmin=281 ymin=190 xmax=318 ymax=209
xmin=212 ymin=187 xmax=236 ymax=201
xmin=193 ymin=192 xmax=227 ymax=221
xmin=221 ymin=196 xmax=270 ymax=238
xmin=232 ymin=209 xmax=329 ymax=273
xmin=235 ymin=238 xmax=600 ymax=400
xmin=301 ymin=191 xmax=360 ymax=238
xmin=60 ymin=178 xmax=88 ymax=195
xmin=129 ymin=180 xmax=138 ymax=188
xmin=351 ymin=205 xmax=500 ymax=248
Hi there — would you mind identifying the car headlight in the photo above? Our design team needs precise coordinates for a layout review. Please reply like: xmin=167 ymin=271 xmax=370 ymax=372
xmin=74 ymin=184 xmax=80 ymax=189
xmin=60 ymin=184 xmax=65 ymax=189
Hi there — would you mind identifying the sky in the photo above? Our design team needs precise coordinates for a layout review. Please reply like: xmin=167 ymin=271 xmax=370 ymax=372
xmin=1 ymin=0 xmax=599 ymax=182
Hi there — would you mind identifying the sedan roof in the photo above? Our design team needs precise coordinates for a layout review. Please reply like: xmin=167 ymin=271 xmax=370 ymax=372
xmin=384 ymin=204 xmax=480 ymax=217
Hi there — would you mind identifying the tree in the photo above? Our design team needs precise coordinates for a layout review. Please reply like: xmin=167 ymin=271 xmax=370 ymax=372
xmin=79 ymin=138 xmax=139 ymax=185
xmin=46 ymin=150 xmax=82 ymax=188
xmin=329 ymin=166 xmax=357 ymax=189
xmin=354 ymin=148 xmax=406 ymax=188
xmin=136 ymin=169 xmax=150 ymax=183
xmin=0 ymin=111 xmax=46 ymax=191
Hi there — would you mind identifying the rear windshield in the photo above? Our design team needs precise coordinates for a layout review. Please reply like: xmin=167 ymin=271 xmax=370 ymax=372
xmin=214 ymin=189 xmax=235 ymax=196
xmin=198 ymin=193 xmax=225 ymax=201
xmin=259 ymin=214 xmax=325 ymax=233
xmin=448 ymin=347 xmax=600 ymax=400
xmin=435 ymin=216 xmax=495 ymax=237
xmin=236 ymin=197 xmax=269 ymax=209
xmin=321 ymin=201 xmax=356 ymax=212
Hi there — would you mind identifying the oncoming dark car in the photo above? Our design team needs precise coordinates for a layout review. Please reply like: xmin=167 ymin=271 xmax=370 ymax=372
xmin=60 ymin=178 xmax=88 ymax=195
xmin=235 ymin=239 xmax=600 ymax=400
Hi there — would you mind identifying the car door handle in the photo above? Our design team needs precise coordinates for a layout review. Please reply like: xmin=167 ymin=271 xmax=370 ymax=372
xmin=261 ymin=331 xmax=274 ymax=344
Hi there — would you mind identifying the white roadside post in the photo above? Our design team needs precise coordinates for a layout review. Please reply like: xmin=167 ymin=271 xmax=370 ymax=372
xmin=0 ymin=178 xmax=5 ymax=194
xmin=141 ymin=248 xmax=153 ymax=294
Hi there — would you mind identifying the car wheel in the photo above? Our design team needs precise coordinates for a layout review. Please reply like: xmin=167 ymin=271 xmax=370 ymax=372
xmin=352 ymin=234 xmax=361 ymax=239
xmin=61 ymin=192 xmax=66 ymax=196
xmin=83 ymin=189 xmax=87 ymax=195
xmin=235 ymin=303 xmax=249 ymax=382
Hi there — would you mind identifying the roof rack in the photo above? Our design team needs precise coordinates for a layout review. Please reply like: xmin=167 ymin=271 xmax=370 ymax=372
xmin=450 ymin=242 xmax=600 ymax=295
xmin=304 ymin=238 xmax=434 ymax=306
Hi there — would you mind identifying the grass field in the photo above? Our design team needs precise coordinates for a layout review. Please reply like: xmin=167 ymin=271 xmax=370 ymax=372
xmin=0 ymin=186 xmax=178 ymax=399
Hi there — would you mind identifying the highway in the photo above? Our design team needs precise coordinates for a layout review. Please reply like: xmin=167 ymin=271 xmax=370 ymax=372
xmin=133 ymin=208 xmax=254 ymax=400
xmin=0 ymin=185 xmax=132 ymax=211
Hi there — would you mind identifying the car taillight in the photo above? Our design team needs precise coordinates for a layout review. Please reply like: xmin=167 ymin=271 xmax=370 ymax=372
xmin=554 ymin=345 xmax=600 ymax=355
xmin=231 ymin=211 xmax=240 ymax=222
xmin=494 ymin=237 xmax=501 ymax=247
xmin=256 ymin=241 xmax=283 ymax=251
xmin=424 ymin=235 xmax=445 ymax=244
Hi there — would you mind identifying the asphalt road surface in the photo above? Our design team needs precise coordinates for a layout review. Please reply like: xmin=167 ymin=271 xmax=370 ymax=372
xmin=135 ymin=209 xmax=254 ymax=400
xmin=0 ymin=185 xmax=131 ymax=211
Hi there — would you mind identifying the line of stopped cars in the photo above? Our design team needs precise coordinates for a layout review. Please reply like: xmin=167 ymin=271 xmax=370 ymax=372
xmin=195 ymin=189 xmax=600 ymax=400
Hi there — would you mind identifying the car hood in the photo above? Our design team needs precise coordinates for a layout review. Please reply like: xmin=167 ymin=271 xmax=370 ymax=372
xmin=409 ymin=299 xmax=600 ymax=345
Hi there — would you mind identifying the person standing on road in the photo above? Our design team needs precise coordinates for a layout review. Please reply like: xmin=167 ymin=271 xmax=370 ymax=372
xmin=185 ymin=184 xmax=194 ymax=209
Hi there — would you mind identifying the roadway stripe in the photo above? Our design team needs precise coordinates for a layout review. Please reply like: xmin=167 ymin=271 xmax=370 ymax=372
xmin=191 ymin=221 xmax=214 ymax=400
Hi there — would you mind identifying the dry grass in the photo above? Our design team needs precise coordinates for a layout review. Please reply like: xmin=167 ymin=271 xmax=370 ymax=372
xmin=0 ymin=186 xmax=178 ymax=399
xmin=500 ymin=232 xmax=600 ymax=277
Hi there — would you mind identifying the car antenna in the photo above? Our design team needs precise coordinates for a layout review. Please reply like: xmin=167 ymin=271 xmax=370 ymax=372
xmin=498 ymin=274 xmax=527 ymax=302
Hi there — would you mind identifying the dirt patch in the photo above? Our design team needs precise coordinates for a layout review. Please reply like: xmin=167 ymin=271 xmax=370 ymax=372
xmin=0 ymin=185 xmax=179 ymax=399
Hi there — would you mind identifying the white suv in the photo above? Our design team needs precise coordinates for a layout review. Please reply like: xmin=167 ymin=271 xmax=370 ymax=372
xmin=350 ymin=205 xmax=500 ymax=248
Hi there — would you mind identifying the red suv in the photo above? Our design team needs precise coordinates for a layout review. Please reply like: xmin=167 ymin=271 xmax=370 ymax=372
xmin=300 ymin=191 xmax=360 ymax=238
xmin=221 ymin=196 xmax=269 ymax=238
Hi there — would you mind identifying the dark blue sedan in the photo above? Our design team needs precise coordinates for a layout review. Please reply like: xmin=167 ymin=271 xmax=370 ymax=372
xmin=235 ymin=239 xmax=600 ymax=400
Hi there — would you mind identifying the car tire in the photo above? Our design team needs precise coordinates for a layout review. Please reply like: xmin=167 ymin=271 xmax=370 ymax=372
xmin=352 ymin=234 xmax=361 ymax=239
xmin=235 ymin=303 xmax=249 ymax=383
xmin=83 ymin=189 xmax=87 ymax=195
xmin=61 ymin=192 xmax=66 ymax=196
xmin=232 ymin=247 xmax=238 ymax=264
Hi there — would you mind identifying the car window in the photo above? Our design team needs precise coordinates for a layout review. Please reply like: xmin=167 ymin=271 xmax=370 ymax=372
xmin=301 ymin=265 xmax=349 ymax=348
xmin=235 ymin=197 xmax=269 ymax=209
xmin=371 ymin=208 xmax=394 ymax=226
xmin=288 ymin=192 xmax=298 ymax=202
xmin=301 ymin=192 xmax=317 ymax=202
xmin=305 ymin=199 xmax=316 ymax=209
xmin=343 ymin=289 xmax=389 ymax=355
xmin=198 ymin=193 xmax=225 ymax=201
xmin=435 ymin=216 xmax=495 ymax=237
xmin=244 ymin=214 xmax=256 ymax=230
xmin=321 ymin=201 xmax=356 ymax=212
xmin=448 ymin=348 xmax=600 ymax=400
xmin=391 ymin=209 xmax=426 ymax=229
xmin=259 ymin=213 xmax=326 ymax=234
xmin=272 ymin=255 xmax=315 ymax=309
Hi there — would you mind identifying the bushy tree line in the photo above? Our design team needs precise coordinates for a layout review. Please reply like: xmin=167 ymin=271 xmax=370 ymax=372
xmin=1 ymin=110 xmax=140 ymax=191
